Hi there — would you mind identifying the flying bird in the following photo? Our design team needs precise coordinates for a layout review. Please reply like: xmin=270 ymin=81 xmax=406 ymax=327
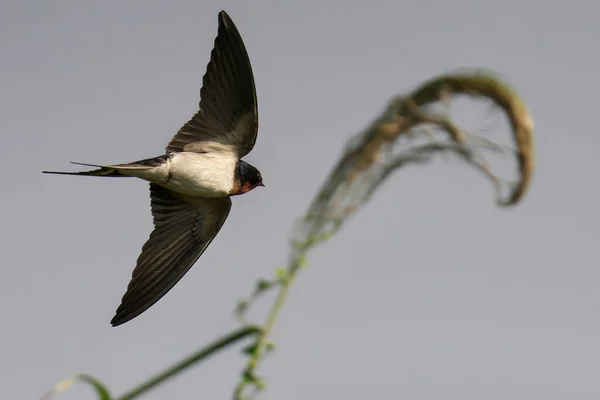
xmin=43 ymin=10 xmax=263 ymax=326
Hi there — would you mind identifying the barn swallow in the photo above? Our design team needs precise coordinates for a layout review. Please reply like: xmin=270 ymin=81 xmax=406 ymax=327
xmin=43 ymin=11 xmax=263 ymax=326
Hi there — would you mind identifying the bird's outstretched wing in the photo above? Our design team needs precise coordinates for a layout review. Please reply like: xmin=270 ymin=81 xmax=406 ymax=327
xmin=166 ymin=10 xmax=258 ymax=158
xmin=111 ymin=183 xmax=232 ymax=326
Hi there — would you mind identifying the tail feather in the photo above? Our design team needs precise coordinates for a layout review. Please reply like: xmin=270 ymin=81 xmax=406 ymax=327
xmin=42 ymin=155 xmax=169 ymax=177
xmin=69 ymin=161 xmax=108 ymax=168
xmin=42 ymin=164 xmax=125 ymax=177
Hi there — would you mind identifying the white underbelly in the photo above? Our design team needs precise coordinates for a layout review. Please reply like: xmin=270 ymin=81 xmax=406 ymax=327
xmin=128 ymin=152 xmax=236 ymax=197
xmin=167 ymin=152 xmax=236 ymax=197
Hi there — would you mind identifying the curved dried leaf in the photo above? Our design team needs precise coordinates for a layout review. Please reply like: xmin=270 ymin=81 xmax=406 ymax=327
xmin=41 ymin=374 xmax=111 ymax=400
xmin=404 ymin=71 xmax=535 ymax=205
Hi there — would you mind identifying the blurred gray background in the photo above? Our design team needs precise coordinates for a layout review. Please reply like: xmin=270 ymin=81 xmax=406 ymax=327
xmin=1 ymin=0 xmax=598 ymax=399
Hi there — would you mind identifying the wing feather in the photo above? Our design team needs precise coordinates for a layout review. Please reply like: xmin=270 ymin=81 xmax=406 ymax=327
xmin=110 ymin=183 xmax=232 ymax=326
xmin=166 ymin=11 xmax=258 ymax=157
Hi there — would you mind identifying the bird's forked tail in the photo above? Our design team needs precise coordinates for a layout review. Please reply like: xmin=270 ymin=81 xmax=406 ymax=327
xmin=43 ymin=162 xmax=130 ymax=177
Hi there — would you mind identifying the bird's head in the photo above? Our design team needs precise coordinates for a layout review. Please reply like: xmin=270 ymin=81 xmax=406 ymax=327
xmin=232 ymin=160 xmax=265 ymax=195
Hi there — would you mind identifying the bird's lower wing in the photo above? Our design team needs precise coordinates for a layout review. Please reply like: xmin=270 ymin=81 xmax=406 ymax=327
xmin=110 ymin=183 xmax=232 ymax=326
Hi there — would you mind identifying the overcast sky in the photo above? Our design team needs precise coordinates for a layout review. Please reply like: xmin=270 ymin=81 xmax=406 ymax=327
xmin=1 ymin=1 xmax=599 ymax=399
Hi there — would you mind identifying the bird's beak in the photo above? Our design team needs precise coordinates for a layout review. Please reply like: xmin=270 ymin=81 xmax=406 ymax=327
xmin=258 ymin=182 xmax=265 ymax=187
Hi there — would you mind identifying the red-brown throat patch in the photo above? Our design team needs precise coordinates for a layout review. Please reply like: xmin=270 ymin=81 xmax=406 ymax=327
xmin=231 ymin=181 xmax=256 ymax=196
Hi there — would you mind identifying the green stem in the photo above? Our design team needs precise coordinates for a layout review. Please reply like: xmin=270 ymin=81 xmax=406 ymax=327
xmin=116 ymin=325 xmax=261 ymax=400
xmin=233 ymin=250 xmax=307 ymax=398
xmin=250 ymin=270 xmax=295 ymax=367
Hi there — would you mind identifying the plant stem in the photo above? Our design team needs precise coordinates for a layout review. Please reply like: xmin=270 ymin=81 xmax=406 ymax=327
xmin=116 ymin=326 xmax=261 ymax=400
xmin=233 ymin=250 xmax=306 ymax=398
